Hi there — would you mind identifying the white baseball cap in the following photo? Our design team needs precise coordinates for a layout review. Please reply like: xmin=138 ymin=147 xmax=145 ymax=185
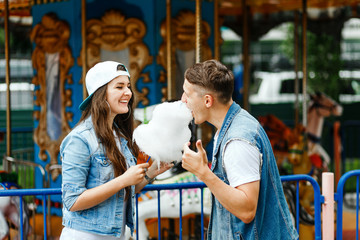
xmin=79 ymin=61 xmax=130 ymax=111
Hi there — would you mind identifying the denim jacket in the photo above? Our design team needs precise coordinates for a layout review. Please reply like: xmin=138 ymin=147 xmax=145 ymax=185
xmin=60 ymin=117 xmax=137 ymax=238
xmin=208 ymin=102 xmax=298 ymax=240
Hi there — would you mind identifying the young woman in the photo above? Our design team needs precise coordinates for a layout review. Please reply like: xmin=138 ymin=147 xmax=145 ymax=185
xmin=60 ymin=61 xmax=172 ymax=239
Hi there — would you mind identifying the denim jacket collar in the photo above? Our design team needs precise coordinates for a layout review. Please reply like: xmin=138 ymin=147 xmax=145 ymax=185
xmin=211 ymin=102 xmax=241 ymax=171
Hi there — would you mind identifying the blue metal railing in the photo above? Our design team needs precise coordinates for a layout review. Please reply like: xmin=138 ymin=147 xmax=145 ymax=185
xmin=335 ymin=169 xmax=360 ymax=240
xmin=138 ymin=175 xmax=322 ymax=240
xmin=0 ymin=188 xmax=62 ymax=240
xmin=139 ymin=182 xmax=207 ymax=240
xmin=0 ymin=174 xmax=325 ymax=240
xmin=281 ymin=174 xmax=323 ymax=240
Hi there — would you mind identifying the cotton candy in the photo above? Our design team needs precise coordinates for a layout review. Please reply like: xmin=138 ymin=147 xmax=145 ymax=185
xmin=133 ymin=101 xmax=193 ymax=165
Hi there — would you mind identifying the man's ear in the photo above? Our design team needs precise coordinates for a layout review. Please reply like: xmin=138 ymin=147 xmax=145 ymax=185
xmin=204 ymin=94 xmax=213 ymax=108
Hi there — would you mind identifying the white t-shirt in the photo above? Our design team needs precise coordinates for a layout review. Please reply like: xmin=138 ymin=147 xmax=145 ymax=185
xmin=213 ymin=132 xmax=261 ymax=188
xmin=60 ymin=227 xmax=125 ymax=240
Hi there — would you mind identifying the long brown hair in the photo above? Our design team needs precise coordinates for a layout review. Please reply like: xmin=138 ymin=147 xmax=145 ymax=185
xmin=79 ymin=84 xmax=139 ymax=200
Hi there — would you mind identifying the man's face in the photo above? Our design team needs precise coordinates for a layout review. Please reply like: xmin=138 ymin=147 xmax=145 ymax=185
xmin=181 ymin=79 xmax=207 ymax=124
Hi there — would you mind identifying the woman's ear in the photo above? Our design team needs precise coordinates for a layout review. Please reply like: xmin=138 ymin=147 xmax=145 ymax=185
xmin=204 ymin=94 xmax=213 ymax=108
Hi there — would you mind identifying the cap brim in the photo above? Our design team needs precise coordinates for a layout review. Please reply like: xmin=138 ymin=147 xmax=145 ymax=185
xmin=79 ymin=94 xmax=93 ymax=111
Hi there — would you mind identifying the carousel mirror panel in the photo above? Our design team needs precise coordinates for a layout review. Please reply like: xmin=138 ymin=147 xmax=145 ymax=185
xmin=31 ymin=12 xmax=74 ymax=180
xmin=79 ymin=10 xmax=152 ymax=106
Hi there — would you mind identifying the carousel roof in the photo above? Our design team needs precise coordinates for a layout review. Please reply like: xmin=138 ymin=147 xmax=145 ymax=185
xmin=1 ymin=0 xmax=360 ymax=17
xmin=220 ymin=0 xmax=360 ymax=15
xmin=0 ymin=0 xmax=66 ymax=16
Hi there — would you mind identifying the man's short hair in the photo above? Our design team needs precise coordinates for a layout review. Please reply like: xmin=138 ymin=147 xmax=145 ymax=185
xmin=185 ymin=59 xmax=234 ymax=104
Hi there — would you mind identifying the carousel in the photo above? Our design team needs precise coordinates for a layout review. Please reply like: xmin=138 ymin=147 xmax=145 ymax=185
xmin=1 ymin=0 xmax=360 ymax=239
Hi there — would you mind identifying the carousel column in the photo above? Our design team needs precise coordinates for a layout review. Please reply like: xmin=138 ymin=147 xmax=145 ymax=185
xmin=193 ymin=0 xmax=202 ymax=148
xmin=302 ymin=0 xmax=308 ymax=127
xmin=81 ymin=0 xmax=87 ymax=100
xmin=195 ymin=0 xmax=201 ymax=64
xmin=214 ymin=0 xmax=219 ymax=60
xmin=242 ymin=0 xmax=250 ymax=111
xmin=166 ymin=0 xmax=173 ymax=100
xmin=214 ymin=0 xmax=220 ymax=61
xmin=4 ymin=0 xmax=12 ymax=159
xmin=294 ymin=11 xmax=300 ymax=127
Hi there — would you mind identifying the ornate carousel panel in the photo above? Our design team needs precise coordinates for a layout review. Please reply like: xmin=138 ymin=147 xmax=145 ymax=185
xmin=78 ymin=10 xmax=153 ymax=107
xmin=31 ymin=12 xmax=74 ymax=180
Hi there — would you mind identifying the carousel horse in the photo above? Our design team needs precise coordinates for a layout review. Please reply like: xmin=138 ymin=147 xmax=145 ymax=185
xmin=306 ymin=92 xmax=343 ymax=171
xmin=258 ymin=114 xmax=298 ymax=153
xmin=287 ymin=92 xmax=342 ymax=184
xmin=0 ymin=181 xmax=32 ymax=240
xmin=285 ymin=92 xmax=342 ymax=227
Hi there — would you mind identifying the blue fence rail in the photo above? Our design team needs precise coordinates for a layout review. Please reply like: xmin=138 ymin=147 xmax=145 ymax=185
xmin=335 ymin=169 xmax=360 ymax=240
xmin=138 ymin=174 xmax=323 ymax=240
xmin=280 ymin=174 xmax=323 ymax=240
xmin=0 ymin=187 xmax=62 ymax=240
xmin=139 ymin=182 xmax=208 ymax=240
xmin=0 ymin=172 xmax=359 ymax=240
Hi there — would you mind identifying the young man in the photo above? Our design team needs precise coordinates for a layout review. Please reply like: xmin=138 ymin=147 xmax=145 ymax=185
xmin=181 ymin=60 xmax=298 ymax=239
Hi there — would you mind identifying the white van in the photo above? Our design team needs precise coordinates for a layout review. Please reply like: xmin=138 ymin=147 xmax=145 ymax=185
xmin=249 ymin=71 xmax=360 ymax=104
xmin=0 ymin=82 xmax=34 ymax=110
xmin=0 ymin=59 xmax=34 ymax=110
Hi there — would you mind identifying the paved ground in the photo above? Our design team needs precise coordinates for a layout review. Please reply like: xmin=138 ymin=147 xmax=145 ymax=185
xmin=342 ymin=208 xmax=359 ymax=240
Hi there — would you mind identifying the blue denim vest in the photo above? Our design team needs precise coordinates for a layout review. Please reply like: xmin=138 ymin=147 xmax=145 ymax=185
xmin=207 ymin=102 xmax=298 ymax=240
xmin=60 ymin=117 xmax=137 ymax=238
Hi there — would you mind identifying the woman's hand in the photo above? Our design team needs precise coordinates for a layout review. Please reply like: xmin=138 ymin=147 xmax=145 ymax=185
xmin=147 ymin=160 xmax=174 ymax=178
xmin=121 ymin=162 xmax=150 ymax=186
xmin=134 ymin=160 xmax=174 ymax=193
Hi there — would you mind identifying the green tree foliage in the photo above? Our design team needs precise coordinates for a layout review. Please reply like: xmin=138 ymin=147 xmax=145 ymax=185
xmin=0 ymin=28 xmax=6 ymax=49
xmin=281 ymin=23 xmax=344 ymax=101
xmin=0 ymin=26 xmax=32 ymax=56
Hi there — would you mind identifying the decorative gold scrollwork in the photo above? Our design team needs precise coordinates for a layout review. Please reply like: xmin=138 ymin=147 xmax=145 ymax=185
xmin=79 ymin=10 xmax=152 ymax=106
xmin=157 ymin=10 xmax=213 ymax=101
xmin=31 ymin=12 xmax=74 ymax=180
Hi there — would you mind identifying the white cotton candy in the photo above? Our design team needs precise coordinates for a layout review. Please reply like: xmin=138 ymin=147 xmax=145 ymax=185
xmin=133 ymin=101 xmax=193 ymax=165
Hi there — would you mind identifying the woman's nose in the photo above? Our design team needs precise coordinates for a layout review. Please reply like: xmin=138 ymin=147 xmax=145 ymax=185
xmin=125 ymin=88 xmax=132 ymax=96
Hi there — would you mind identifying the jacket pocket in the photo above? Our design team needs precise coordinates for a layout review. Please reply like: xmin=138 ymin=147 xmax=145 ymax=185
xmin=94 ymin=155 xmax=113 ymax=183
xmin=78 ymin=207 xmax=97 ymax=224
xmin=235 ymin=232 xmax=245 ymax=240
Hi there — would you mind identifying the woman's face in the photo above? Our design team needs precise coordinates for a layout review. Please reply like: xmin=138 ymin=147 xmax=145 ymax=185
xmin=106 ymin=75 xmax=132 ymax=119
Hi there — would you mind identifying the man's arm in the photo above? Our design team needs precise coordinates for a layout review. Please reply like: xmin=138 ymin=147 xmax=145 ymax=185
xmin=182 ymin=140 xmax=259 ymax=223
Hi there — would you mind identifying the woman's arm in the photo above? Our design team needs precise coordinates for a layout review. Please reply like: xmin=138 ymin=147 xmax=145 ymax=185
xmin=70 ymin=163 xmax=149 ymax=211
xmin=62 ymin=133 xmax=151 ymax=212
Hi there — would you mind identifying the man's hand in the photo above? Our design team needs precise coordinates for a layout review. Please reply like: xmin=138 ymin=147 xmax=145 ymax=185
xmin=182 ymin=140 xmax=210 ymax=180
